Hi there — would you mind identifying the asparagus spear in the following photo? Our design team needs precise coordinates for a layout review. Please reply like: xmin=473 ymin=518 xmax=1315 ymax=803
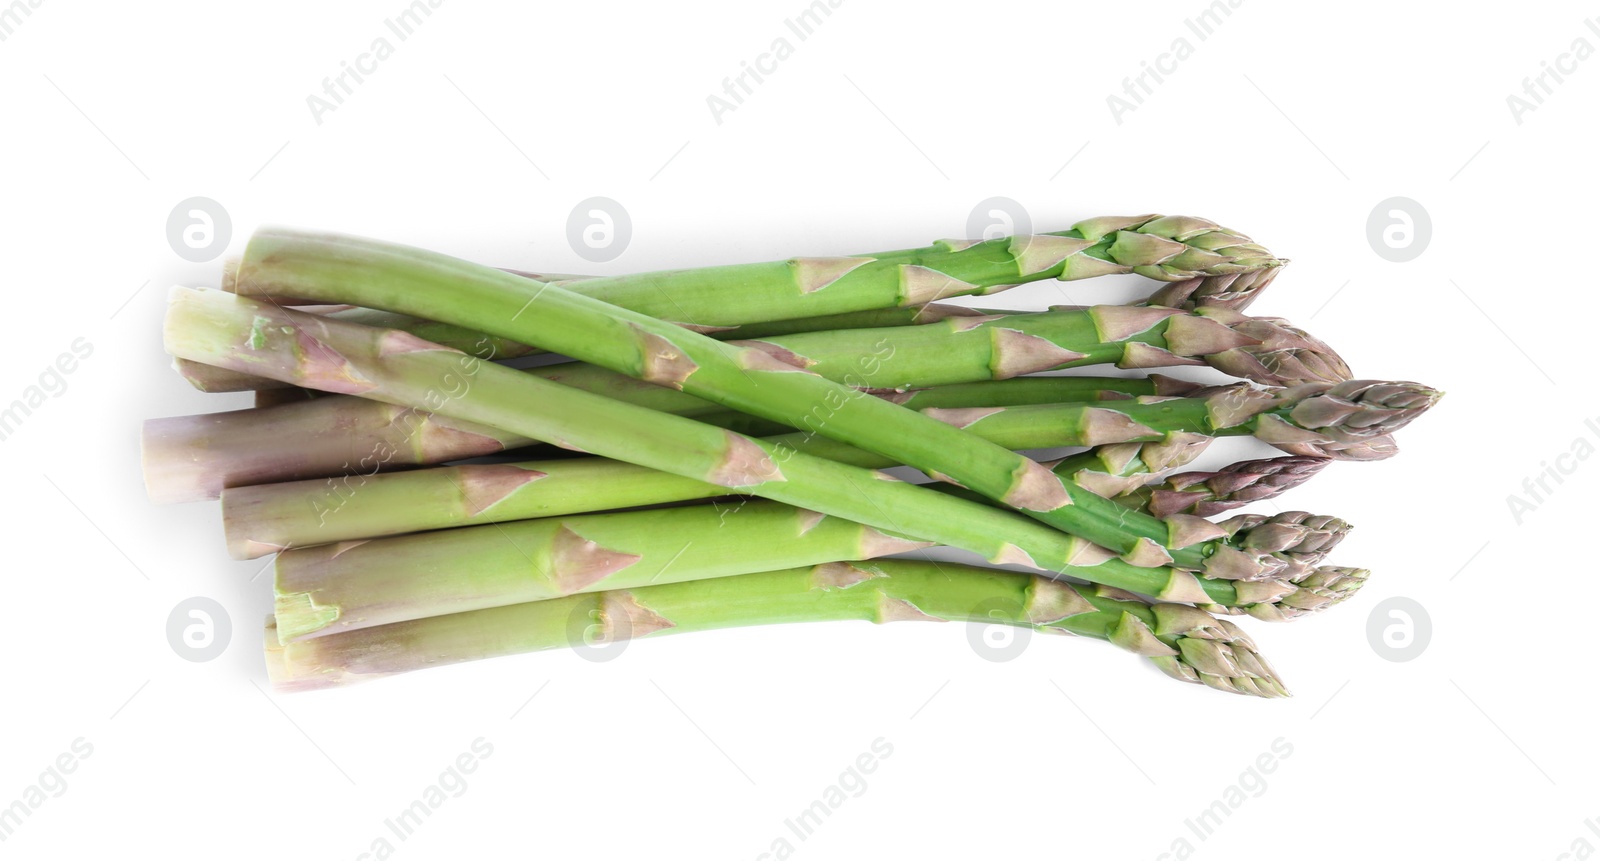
xmin=187 ymin=299 xmax=1337 ymax=396
xmin=162 ymin=290 xmax=1348 ymax=497
xmin=1113 ymin=456 xmax=1331 ymax=518
xmin=177 ymin=302 xmax=1002 ymax=393
xmin=264 ymin=558 xmax=1293 ymax=698
xmin=208 ymin=212 xmax=1279 ymax=394
xmin=151 ymin=374 xmax=1175 ymax=505
xmin=163 ymin=295 xmax=1348 ymax=498
xmin=228 ymin=229 xmax=1377 ymax=580
xmin=164 ymin=287 xmax=1323 ymax=615
xmin=207 ymin=214 xmax=1281 ymax=393
xmin=222 ymin=427 xmax=1195 ymax=559
xmin=237 ymin=215 xmax=1283 ymax=328
xmin=916 ymin=381 xmax=1425 ymax=457
xmin=704 ymin=303 xmax=990 ymax=339
xmin=274 ymin=500 xmax=934 ymax=643
xmin=273 ymin=458 xmax=1342 ymax=642
xmin=220 ymin=259 xmax=593 ymax=305
xmin=143 ymin=398 xmax=515 ymax=506
xmin=216 ymin=379 xmax=1409 ymax=558
xmin=727 ymin=304 xmax=1350 ymax=389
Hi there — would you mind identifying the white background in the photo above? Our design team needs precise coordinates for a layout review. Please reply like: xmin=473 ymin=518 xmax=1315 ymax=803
xmin=0 ymin=1 xmax=1592 ymax=858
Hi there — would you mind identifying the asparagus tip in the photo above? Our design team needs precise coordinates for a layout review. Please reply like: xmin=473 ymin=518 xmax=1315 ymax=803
xmin=1146 ymin=614 xmax=1292 ymax=698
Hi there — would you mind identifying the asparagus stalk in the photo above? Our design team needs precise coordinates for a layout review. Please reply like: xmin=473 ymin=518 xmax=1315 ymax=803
xmin=237 ymin=215 xmax=1283 ymax=329
xmin=207 ymin=213 xmax=1280 ymax=394
xmin=177 ymin=302 xmax=1002 ymax=393
xmin=727 ymin=304 xmax=1351 ymax=389
xmin=198 ymin=211 xmax=1284 ymax=394
xmin=876 ymin=374 xmax=1193 ymax=405
xmin=150 ymin=357 xmax=777 ymax=503
xmin=143 ymin=397 xmax=512 ymax=506
xmin=187 ymin=299 xmax=1337 ymax=396
xmin=164 ymin=287 xmax=1324 ymax=616
xmin=214 ymin=213 xmax=1282 ymax=392
xmin=272 ymin=461 xmax=1339 ymax=643
xmin=152 ymin=374 xmax=1175 ymax=505
xmin=703 ymin=303 xmax=991 ymax=340
xmin=916 ymin=381 xmax=1425 ymax=456
xmin=218 ymin=405 xmax=1198 ymax=558
xmin=163 ymin=294 xmax=1348 ymax=497
xmin=274 ymin=500 xmax=934 ymax=643
xmin=1052 ymin=387 xmax=1404 ymax=462
xmin=264 ymin=558 xmax=1293 ymax=698
xmin=187 ymin=266 xmax=578 ymax=390
xmin=1113 ymin=455 xmax=1330 ymax=518
xmin=228 ymin=229 xmax=1372 ymax=580
xmin=163 ymin=290 xmax=1348 ymax=496
xmin=216 ymin=379 xmax=1409 ymax=558
xmin=226 ymin=264 xmax=592 ymax=306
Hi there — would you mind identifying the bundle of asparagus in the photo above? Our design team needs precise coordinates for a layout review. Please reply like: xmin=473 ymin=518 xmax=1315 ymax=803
xmin=143 ymin=215 xmax=1440 ymax=698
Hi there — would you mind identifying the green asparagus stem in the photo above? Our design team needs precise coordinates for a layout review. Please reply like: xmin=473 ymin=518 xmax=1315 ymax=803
xmin=181 ymin=371 xmax=1202 ymax=505
xmin=218 ymin=405 xmax=1196 ymax=557
xmin=166 ymin=287 xmax=1323 ymax=615
xmin=229 ymin=229 xmax=1368 ymax=580
xmin=274 ymin=500 xmax=934 ymax=643
xmin=225 ymin=264 xmax=594 ymax=307
xmin=727 ymin=304 xmax=1350 ymax=389
xmin=878 ymin=374 xmax=1188 ymax=405
xmin=264 ymin=559 xmax=1293 ymax=697
xmin=1113 ymin=455 xmax=1330 ymax=518
xmin=225 ymin=458 xmax=721 ymax=558
xmin=703 ymin=303 xmax=989 ymax=339
xmin=151 ymin=374 xmax=1174 ymax=505
xmin=215 ymin=380 xmax=1406 ymax=559
xmin=167 ymin=293 xmax=1348 ymax=495
xmin=207 ymin=213 xmax=1279 ymax=394
xmin=273 ymin=454 xmax=1336 ymax=646
xmin=238 ymin=215 xmax=1282 ymax=329
xmin=684 ymin=375 xmax=1192 ymax=438
xmin=915 ymin=382 xmax=1427 ymax=456
xmin=166 ymin=296 xmax=1351 ymax=495
xmin=207 ymin=214 xmax=1281 ymax=393
xmin=187 ymin=300 xmax=1340 ymax=397
xmin=143 ymin=397 xmax=514 ymax=506
xmin=197 ymin=210 xmax=1285 ymax=395
xmin=176 ymin=302 xmax=1003 ymax=393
